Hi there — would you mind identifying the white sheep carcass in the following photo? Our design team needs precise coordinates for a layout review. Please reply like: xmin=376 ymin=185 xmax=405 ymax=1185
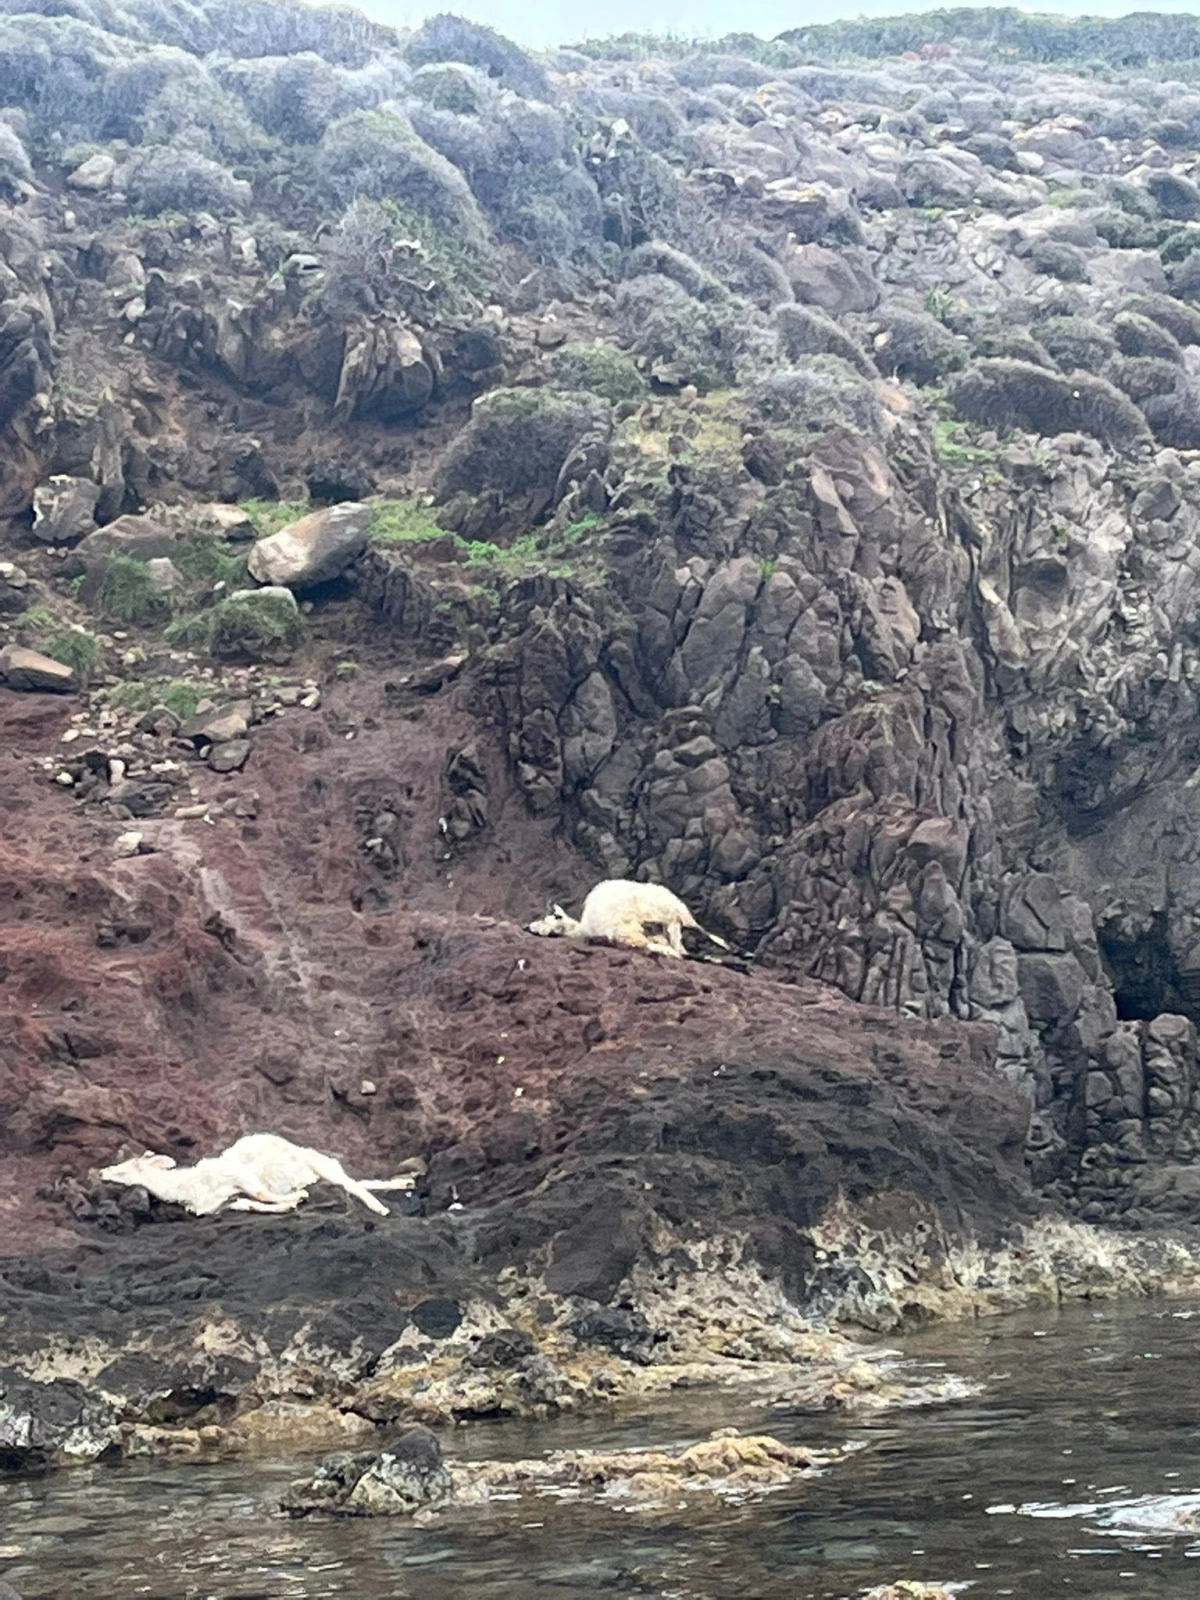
xmin=98 ymin=1133 xmax=417 ymax=1217
xmin=527 ymin=879 xmax=729 ymax=959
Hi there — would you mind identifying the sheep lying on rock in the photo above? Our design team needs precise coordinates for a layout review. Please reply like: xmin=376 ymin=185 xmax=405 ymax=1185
xmin=99 ymin=1133 xmax=418 ymax=1217
xmin=528 ymin=879 xmax=728 ymax=959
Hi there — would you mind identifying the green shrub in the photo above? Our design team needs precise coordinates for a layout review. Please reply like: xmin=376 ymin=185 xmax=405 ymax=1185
xmin=240 ymin=498 xmax=306 ymax=536
xmin=1121 ymin=292 xmax=1200 ymax=347
xmin=436 ymin=387 xmax=610 ymax=500
xmin=94 ymin=555 xmax=171 ymax=625
xmin=167 ymin=588 xmax=304 ymax=663
xmin=315 ymin=107 xmax=488 ymax=243
xmin=550 ymin=342 xmax=648 ymax=403
xmin=951 ymin=359 xmax=1149 ymax=450
xmin=751 ymin=357 xmax=883 ymax=437
xmin=1109 ymin=355 xmax=1184 ymax=404
xmin=1144 ymin=169 xmax=1200 ymax=222
xmin=1112 ymin=311 xmax=1183 ymax=364
xmin=403 ymin=13 xmax=551 ymax=100
xmin=1025 ymin=238 xmax=1089 ymax=282
xmin=172 ymin=541 xmax=251 ymax=588
xmin=370 ymin=497 xmax=452 ymax=543
xmin=1159 ymin=229 xmax=1200 ymax=265
xmin=1142 ymin=386 xmax=1200 ymax=448
xmin=107 ymin=678 xmax=203 ymax=720
xmin=1037 ymin=315 xmax=1117 ymax=375
xmin=41 ymin=626 xmax=102 ymax=685
xmin=874 ymin=309 xmax=967 ymax=385
xmin=970 ymin=326 xmax=1054 ymax=367
xmin=622 ymin=241 xmax=726 ymax=302
xmin=123 ymin=148 xmax=251 ymax=216
xmin=773 ymin=303 xmax=874 ymax=375
xmin=1091 ymin=206 xmax=1161 ymax=250
xmin=613 ymin=273 xmax=761 ymax=392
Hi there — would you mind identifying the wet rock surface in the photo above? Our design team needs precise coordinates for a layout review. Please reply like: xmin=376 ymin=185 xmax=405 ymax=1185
xmin=281 ymin=1427 xmax=848 ymax=1518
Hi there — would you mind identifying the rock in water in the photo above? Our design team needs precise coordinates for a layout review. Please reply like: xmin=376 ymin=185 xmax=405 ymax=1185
xmin=247 ymin=503 xmax=372 ymax=589
xmin=0 ymin=645 xmax=76 ymax=693
xmin=282 ymin=1426 xmax=451 ymax=1518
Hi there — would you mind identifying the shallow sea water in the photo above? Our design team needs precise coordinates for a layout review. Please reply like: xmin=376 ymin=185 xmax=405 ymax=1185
xmin=5 ymin=1296 xmax=1200 ymax=1599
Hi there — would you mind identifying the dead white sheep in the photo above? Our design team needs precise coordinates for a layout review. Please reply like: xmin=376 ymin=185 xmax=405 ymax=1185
xmin=98 ymin=1133 xmax=418 ymax=1217
xmin=528 ymin=879 xmax=729 ymax=959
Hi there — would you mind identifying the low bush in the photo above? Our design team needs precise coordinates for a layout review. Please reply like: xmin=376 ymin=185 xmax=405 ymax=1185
xmin=1037 ymin=315 xmax=1117 ymax=374
xmin=41 ymin=625 xmax=102 ymax=685
xmin=315 ymin=107 xmax=487 ymax=243
xmin=1141 ymin=385 xmax=1200 ymax=447
xmin=774 ymin=302 xmax=874 ymax=374
xmin=622 ymin=240 xmax=726 ymax=302
xmin=1143 ymin=169 xmax=1200 ymax=222
xmin=970 ymin=326 xmax=1054 ymax=366
xmin=219 ymin=51 xmax=341 ymax=143
xmin=403 ymin=14 xmax=550 ymax=100
xmin=874 ymin=309 xmax=967 ymax=385
xmin=751 ymin=357 xmax=883 ymax=437
xmin=951 ymin=358 xmax=1149 ymax=450
xmin=167 ymin=587 xmax=304 ymax=663
xmin=1090 ymin=206 xmax=1161 ymax=249
xmin=613 ymin=273 xmax=762 ymax=391
xmin=0 ymin=121 xmax=31 ymax=192
xmin=1112 ymin=311 xmax=1183 ymax=363
xmin=94 ymin=554 xmax=171 ymax=625
xmin=123 ymin=148 xmax=251 ymax=216
xmin=436 ymin=387 xmax=610 ymax=501
xmin=1121 ymin=292 xmax=1200 ymax=346
xmin=550 ymin=342 xmax=648 ymax=403
xmin=1024 ymin=237 xmax=1089 ymax=282
xmin=1109 ymin=355 xmax=1184 ymax=403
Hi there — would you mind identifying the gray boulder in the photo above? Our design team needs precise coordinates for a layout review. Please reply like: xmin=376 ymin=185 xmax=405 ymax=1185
xmin=0 ymin=645 xmax=76 ymax=693
xmin=77 ymin=514 xmax=178 ymax=563
xmin=248 ymin=503 xmax=372 ymax=589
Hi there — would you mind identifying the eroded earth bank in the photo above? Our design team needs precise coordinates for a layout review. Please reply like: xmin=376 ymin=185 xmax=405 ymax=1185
xmin=7 ymin=0 xmax=1200 ymax=1509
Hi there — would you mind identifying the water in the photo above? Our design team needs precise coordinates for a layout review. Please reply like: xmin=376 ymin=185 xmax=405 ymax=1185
xmin=5 ymin=1298 xmax=1200 ymax=1599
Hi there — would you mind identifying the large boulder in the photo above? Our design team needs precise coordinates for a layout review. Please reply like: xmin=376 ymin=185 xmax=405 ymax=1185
xmin=0 ymin=645 xmax=76 ymax=693
xmin=247 ymin=504 xmax=372 ymax=589
xmin=77 ymin=514 xmax=178 ymax=564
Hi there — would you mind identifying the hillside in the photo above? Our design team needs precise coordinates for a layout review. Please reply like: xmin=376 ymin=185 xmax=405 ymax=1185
xmin=6 ymin=1 xmax=1200 ymax=1467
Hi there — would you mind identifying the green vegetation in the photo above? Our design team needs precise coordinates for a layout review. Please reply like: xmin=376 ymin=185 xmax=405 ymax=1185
xmin=550 ymin=342 xmax=649 ymax=404
xmin=775 ymin=9 xmax=1200 ymax=69
xmin=15 ymin=604 xmax=57 ymax=632
xmin=173 ymin=540 xmax=251 ymax=588
xmin=94 ymin=555 xmax=171 ymax=625
xmin=167 ymin=587 xmax=304 ymax=663
xmin=108 ymin=679 xmax=203 ymax=720
xmin=42 ymin=627 xmax=102 ymax=685
xmin=370 ymin=497 xmax=453 ymax=545
xmin=934 ymin=418 xmax=999 ymax=472
xmin=239 ymin=499 xmax=305 ymax=537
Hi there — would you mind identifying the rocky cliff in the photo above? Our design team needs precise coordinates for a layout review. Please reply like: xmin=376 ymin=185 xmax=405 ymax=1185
xmin=7 ymin=1 xmax=1200 ymax=1468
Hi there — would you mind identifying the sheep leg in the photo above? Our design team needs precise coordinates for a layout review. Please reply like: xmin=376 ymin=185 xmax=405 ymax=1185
xmin=228 ymin=1190 xmax=307 ymax=1213
xmin=360 ymin=1176 xmax=417 ymax=1192
xmin=307 ymin=1153 xmax=392 ymax=1216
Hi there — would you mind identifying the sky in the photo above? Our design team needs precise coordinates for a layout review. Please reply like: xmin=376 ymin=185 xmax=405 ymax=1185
xmin=359 ymin=0 xmax=1200 ymax=51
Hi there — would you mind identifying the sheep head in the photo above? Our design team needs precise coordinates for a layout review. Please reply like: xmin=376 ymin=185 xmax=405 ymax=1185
xmin=528 ymin=904 xmax=571 ymax=937
xmin=99 ymin=1151 xmax=178 ymax=1184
